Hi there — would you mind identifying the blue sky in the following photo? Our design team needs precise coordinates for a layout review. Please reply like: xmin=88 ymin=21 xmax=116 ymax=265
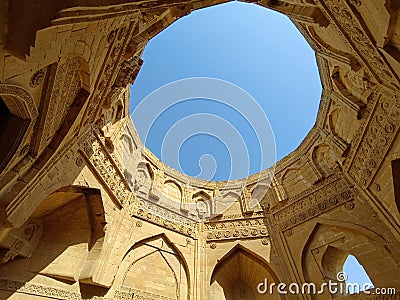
xmin=130 ymin=0 xmax=374 ymax=289
xmin=131 ymin=1 xmax=321 ymax=181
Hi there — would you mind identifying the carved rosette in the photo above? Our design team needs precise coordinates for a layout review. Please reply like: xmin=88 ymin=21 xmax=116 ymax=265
xmin=29 ymin=69 xmax=45 ymax=88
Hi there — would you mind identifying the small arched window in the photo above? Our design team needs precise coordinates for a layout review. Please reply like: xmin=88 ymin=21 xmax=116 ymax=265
xmin=321 ymin=246 xmax=375 ymax=297
xmin=343 ymin=254 xmax=374 ymax=294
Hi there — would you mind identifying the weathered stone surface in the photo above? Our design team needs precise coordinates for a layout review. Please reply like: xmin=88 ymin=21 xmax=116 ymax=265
xmin=0 ymin=0 xmax=399 ymax=299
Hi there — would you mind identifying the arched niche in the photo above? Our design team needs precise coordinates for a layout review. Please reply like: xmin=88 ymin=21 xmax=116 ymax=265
xmin=121 ymin=133 xmax=135 ymax=156
xmin=332 ymin=67 xmax=373 ymax=102
xmin=193 ymin=190 xmax=211 ymax=219
xmin=311 ymin=144 xmax=336 ymax=178
xmin=248 ymin=184 xmax=267 ymax=212
xmin=328 ymin=109 xmax=341 ymax=136
xmin=115 ymin=234 xmax=190 ymax=300
xmin=301 ymin=221 xmax=400 ymax=299
xmin=0 ymin=84 xmax=38 ymax=175
xmin=113 ymin=100 xmax=124 ymax=123
xmin=121 ymin=132 xmax=136 ymax=184
xmin=193 ymin=190 xmax=211 ymax=202
xmin=280 ymin=167 xmax=310 ymax=198
xmin=210 ymin=245 xmax=282 ymax=300
xmin=0 ymin=186 xmax=106 ymax=285
xmin=133 ymin=162 xmax=154 ymax=199
xmin=163 ymin=180 xmax=183 ymax=203
xmin=217 ymin=191 xmax=241 ymax=216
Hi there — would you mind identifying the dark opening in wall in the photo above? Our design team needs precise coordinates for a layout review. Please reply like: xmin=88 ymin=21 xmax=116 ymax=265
xmin=0 ymin=95 xmax=29 ymax=172
xmin=392 ymin=158 xmax=400 ymax=213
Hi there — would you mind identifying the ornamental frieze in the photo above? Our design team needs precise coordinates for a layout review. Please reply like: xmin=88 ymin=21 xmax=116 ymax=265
xmin=348 ymin=89 xmax=400 ymax=187
xmin=80 ymin=129 xmax=131 ymax=207
xmin=132 ymin=208 xmax=197 ymax=238
xmin=273 ymin=176 xmax=354 ymax=230
xmin=115 ymin=286 xmax=175 ymax=300
xmin=84 ymin=20 xmax=137 ymax=125
xmin=0 ymin=279 xmax=157 ymax=300
xmin=0 ymin=279 xmax=85 ymax=300
xmin=204 ymin=217 xmax=268 ymax=242
xmin=315 ymin=0 xmax=399 ymax=87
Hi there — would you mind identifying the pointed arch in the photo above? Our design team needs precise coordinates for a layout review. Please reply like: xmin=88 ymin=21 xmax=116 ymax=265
xmin=311 ymin=143 xmax=336 ymax=178
xmin=328 ymin=109 xmax=341 ymax=136
xmin=137 ymin=161 xmax=154 ymax=180
xmin=163 ymin=180 xmax=183 ymax=203
xmin=0 ymin=84 xmax=38 ymax=174
xmin=192 ymin=190 xmax=211 ymax=201
xmin=300 ymin=219 xmax=399 ymax=296
xmin=280 ymin=167 xmax=300 ymax=182
xmin=279 ymin=167 xmax=311 ymax=197
xmin=216 ymin=191 xmax=242 ymax=216
xmin=117 ymin=234 xmax=190 ymax=300
xmin=5 ymin=186 xmax=108 ymax=285
xmin=193 ymin=190 xmax=212 ymax=218
xmin=210 ymin=244 xmax=283 ymax=300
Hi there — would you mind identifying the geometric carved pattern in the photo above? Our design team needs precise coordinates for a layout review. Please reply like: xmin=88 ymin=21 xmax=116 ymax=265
xmin=85 ymin=23 xmax=133 ymax=123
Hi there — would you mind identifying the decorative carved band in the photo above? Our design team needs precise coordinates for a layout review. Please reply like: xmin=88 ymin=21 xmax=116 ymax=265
xmin=316 ymin=0 xmax=399 ymax=87
xmin=273 ymin=176 xmax=354 ymax=230
xmin=0 ymin=83 xmax=38 ymax=119
xmin=348 ymin=89 xmax=400 ymax=187
xmin=115 ymin=286 xmax=175 ymax=300
xmin=132 ymin=208 xmax=197 ymax=238
xmin=0 ymin=279 xmax=170 ymax=299
xmin=0 ymin=279 xmax=84 ymax=299
xmin=78 ymin=128 xmax=200 ymax=237
xmin=80 ymin=128 xmax=130 ymax=207
xmin=204 ymin=217 xmax=268 ymax=242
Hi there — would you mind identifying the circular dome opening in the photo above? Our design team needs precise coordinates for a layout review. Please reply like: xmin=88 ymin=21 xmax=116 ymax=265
xmin=130 ymin=1 xmax=322 ymax=181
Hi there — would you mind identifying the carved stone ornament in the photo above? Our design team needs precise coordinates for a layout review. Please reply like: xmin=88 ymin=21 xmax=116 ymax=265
xmin=29 ymin=70 xmax=45 ymax=88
